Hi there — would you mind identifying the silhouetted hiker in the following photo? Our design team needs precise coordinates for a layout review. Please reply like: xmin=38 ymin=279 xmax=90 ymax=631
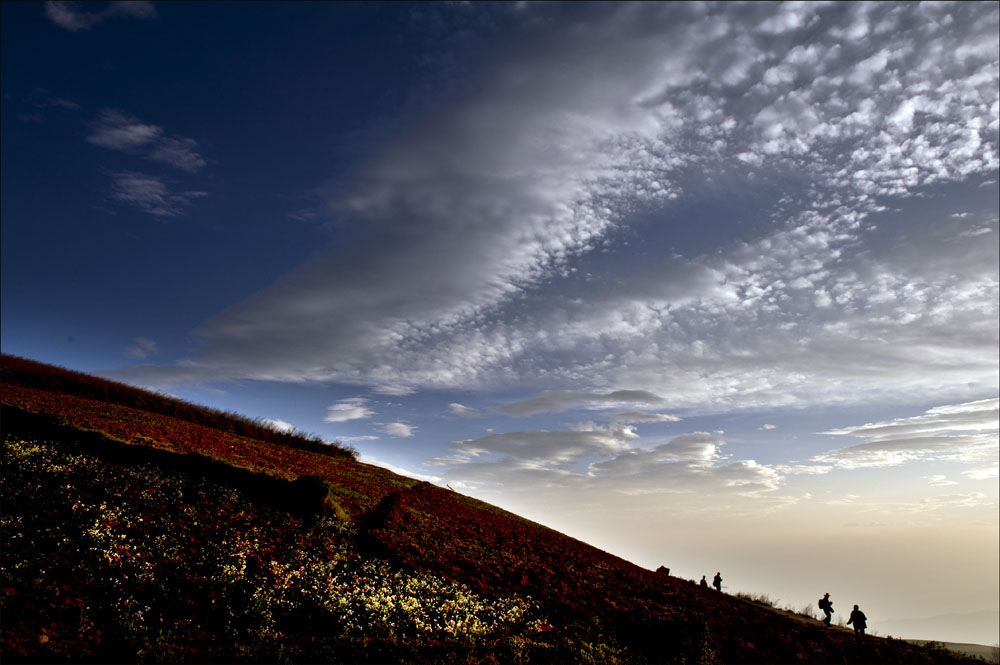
xmin=847 ymin=604 xmax=867 ymax=638
xmin=713 ymin=572 xmax=722 ymax=592
xmin=700 ymin=575 xmax=708 ymax=588
xmin=818 ymin=593 xmax=833 ymax=625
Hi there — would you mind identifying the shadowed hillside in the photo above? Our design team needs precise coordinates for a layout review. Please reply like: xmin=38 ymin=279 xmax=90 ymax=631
xmin=1 ymin=355 xmax=985 ymax=664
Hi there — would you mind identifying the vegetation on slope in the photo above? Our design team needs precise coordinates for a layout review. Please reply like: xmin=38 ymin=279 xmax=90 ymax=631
xmin=0 ymin=354 xmax=355 ymax=459
xmin=0 ymin=355 xmax=985 ymax=664
xmin=1 ymin=433 xmax=562 ymax=663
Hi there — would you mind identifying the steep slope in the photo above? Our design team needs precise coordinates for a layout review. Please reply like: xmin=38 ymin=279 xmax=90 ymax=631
xmin=0 ymin=355 xmax=981 ymax=664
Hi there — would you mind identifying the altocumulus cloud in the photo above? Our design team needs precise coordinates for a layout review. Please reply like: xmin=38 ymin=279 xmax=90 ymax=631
xmin=127 ymin=3 xmax=997 ymax=420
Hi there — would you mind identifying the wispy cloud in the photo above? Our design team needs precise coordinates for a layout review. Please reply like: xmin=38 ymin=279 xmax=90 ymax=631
xmin=926 ymin=475 xmax=958 ymax=487
xmin=430 ymin=424 xmax=789 ymax=519
xmin=448 ymin=403 xmax=480 ymax=418
xmin=123 ymin=337 xmax=158 ymax=359
xmin=813 ymin=398 xmax=1000 ymax=470
xmin=110 ymin=171 xmax=206 ymax=218
xmin=88 ymin=110 xmax=206 ymax=172
xmin=261 ymin=418 xmax=295 ymax=434
xmin=147 ymin=137 xmax=207 ymax=173
xmin=323 ymin=397 xmax=374 ymax=423
xmin=88 ymin=110 xmax=162 ymax=151
xmin=45 ymin=1 xmax=157 ymax=32
xmin=381 ymin=422 xmax=416 ymax=438
xmin=498 ymin=391 xmax=664 ymax=417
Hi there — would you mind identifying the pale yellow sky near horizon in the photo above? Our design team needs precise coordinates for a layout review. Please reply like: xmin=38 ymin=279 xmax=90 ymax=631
xmin=462 ymin=463 xmax=1000 ymax=646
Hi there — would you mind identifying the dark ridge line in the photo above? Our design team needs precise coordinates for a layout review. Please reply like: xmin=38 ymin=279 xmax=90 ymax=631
xmin=1 ymin=405 xmax=338 ymax=520
xmin=1 ymin=353 xmax=356 ymax=460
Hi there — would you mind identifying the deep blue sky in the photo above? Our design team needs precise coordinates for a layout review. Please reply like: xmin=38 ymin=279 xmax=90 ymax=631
xmin=2 ymin=1 xmax=998 ymax=643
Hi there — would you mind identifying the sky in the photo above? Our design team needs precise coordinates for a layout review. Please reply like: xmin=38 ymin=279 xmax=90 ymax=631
xmin=2 ymin=0 xmax=998 ymax=645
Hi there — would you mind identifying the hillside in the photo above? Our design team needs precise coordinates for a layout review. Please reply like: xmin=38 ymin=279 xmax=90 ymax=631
xmin=0 ymin=354 xmax=986 ymax=664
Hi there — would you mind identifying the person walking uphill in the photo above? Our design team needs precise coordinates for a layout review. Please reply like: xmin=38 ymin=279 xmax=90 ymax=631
xmin=819 ymin=593 xmax=833 ymax=625
xmin=713 ymin=572 xmax=723 ymax=592
xmin=847 ymin=604 xmax=867 ymax=638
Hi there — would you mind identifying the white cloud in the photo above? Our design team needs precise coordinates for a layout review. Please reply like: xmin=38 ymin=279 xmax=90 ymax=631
xmin=826 ymin=494 xmax=860 ymax=506
xmin=110 ymin=171 xmax=206 ymax=217
xmin=123 ymin=337 xmax=158 ymax=359
xmin=382 ymin=422 xmax=416 ymax=438
xmin=761 ymin=424 xmax=777 ymax=430
xmin=435 ymin=425 xmax=787 ymax=518
xmin=448 ymin=403 xmax=480 ymax=418
xmin=88 ymin=110 xmax=162 ymax=151
xmin=88 ymin=110 xmax=206 ymax=172
xmin=498 ymin=390 xmax=664 ymax=417
xmin=814 ymin=398 xmax=999 ymax=469
xmin=45 ymin=1 xmax=157 ymax=32
xmin=963 ymin=463 xmax=999 ymax=481
xmin=323 ymin=397 xmax=374 ymax=423
xmin=261 ymin=418 xmax=295 ymax=433
xmin=608 ymin=410 xmax=680 ymax=425
xmin=148 ymin=137 xmax=207 ymax=173
xmin=926 ymin=475 xmax=958 ymax=487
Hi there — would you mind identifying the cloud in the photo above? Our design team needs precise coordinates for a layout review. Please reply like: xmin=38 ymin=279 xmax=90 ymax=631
xmin=433 ymin=424 xmax=787 ymax=519
xmin=926 ymin=475 xmax=958 ymax=487
xmin=88 ymin=110 xmax=162 ymax=151
xmin=854 ymin=492 xmax=995 ymax=516
xmin=608 ymin=410 xmax=680 ymax=425
xmin=382 ymin=422 xmax=416 ymax=438
xmin=760 ymin=424 xmax=777 ymax=430
xmin=110 ymin=171 xmax=206 ymax=217
xmin=963 ymin=463 xmax=999 ymax=481
xmin=123 ymin=337 xmax=158 ymax=359
xmin=333 ymin=434 xmax=380 ymax=443
xmin=117 ymin=2 xmax=998 ymax=416
xmin=45 ymin=1 xmax=157 ymax=32
xmin=261 ymin=418 xmax=295 ymax=433
xmin=147 ymin=137 xmax=208 ymax=173
xmin=88 ymin=110 xmax=206 ymax=172
xmin=323 ymin=397 xmax=374 ymax=423
xmin=498 ymin=390 xmax=664 ymax=417
xmin=448 ymin=403 xmax=480 ymax=418
xmin=26 ymin=90 xmax=80 ymax=111
xmin=813 ymin=398 xmax=1000 ymax=469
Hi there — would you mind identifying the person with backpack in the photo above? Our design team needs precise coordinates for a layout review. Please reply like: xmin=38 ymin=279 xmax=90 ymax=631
xmin=847 ymin=604 xmax=868 ymax=638
xmin=713 ymin=572 xmax=723 ymax=592
xmin=818 ymin=593 xmax=833 ymax=625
